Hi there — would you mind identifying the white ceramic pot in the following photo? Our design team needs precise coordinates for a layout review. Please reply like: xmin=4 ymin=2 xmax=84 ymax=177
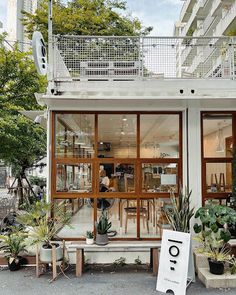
xmin=86 ymin=238 xmax=94 ymax=245
xmin=40 ymin=243 xmax=63 ymax=263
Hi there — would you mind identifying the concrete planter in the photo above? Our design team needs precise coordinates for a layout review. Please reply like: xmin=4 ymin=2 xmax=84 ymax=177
xmin=40 ymin=243 xmax=63 ymax=263
xmin=194 ymin=252 xmax=208 ymax=274
xmin=96 ymin=234 xmax=108 ymax=245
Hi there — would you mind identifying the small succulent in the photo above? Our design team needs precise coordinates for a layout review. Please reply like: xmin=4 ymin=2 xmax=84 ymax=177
xmin=86 ymin=231 xmax=94 ymax=239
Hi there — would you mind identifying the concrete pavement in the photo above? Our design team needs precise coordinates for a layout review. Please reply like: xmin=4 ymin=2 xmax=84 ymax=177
xmin=0 ymin=265 xmax=235 ymax=295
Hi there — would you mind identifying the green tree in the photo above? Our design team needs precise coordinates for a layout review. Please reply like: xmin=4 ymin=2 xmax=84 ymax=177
xmin=0 ymin=34 xmax=47 ymax=206
xmin=22 ymin=0 xmax=152 ymax=39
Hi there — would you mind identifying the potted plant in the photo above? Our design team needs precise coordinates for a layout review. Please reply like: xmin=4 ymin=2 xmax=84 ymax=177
xmin=195 ymin=233 xmax=232 ymax=275
xmin=86 ymin=231 xmax=94 ymax=245
xmin=164 ymin=186 xmax=195 ymax=233
xmin=193 ymin=202 xmax=236 ymax=246
xmin=193 ymin=202 xmax=236 ymax=274
xmin=96 ymin=211 xmax=111 ymax=245
xmin=204 ymin=242 xmax=231 ymax=275
xmin=17 ymin=200 xmax=71 ymax=263
xmin=0 ymin=228 xmax=27 ymax=271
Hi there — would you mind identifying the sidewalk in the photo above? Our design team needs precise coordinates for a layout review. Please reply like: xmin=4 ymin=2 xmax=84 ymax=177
xmin=0 ymin=266 xmax=235 ymax=295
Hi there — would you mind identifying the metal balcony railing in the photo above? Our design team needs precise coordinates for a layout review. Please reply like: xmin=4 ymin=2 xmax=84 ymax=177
xmin=213 ymin=1 xmax=236 ymax=36
xmin=52 ymin=36 xmax=236 ymax=81
xmin=180 ymin=0 xmax=197 ymax=23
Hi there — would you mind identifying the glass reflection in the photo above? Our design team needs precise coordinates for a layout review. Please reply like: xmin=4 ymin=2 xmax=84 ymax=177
xmin=203 ymin=114 xmax=232 ymax=158
xmin=56 ymin=198 xmax=94 ymax=238
xmin=142 ymin=163 xmax=178 ymax=193
xmin=56 ymin=164 xmax=92 ymax=192
xmin=140 ymin=115 xmax=179 ymax=158
xmin=98 ymin=114 xmax=137 ymax=158
xmin=56 ymin=114 xmax=95 ymax=158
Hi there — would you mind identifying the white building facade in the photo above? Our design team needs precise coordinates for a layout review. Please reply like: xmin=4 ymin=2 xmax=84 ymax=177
xmin=175 ymin=0 xmax=236 ymax=37
xmin=34 ymin=32 xmax=236 ymax=243
xmin=7 ymin=0 xmax=39 ymax=51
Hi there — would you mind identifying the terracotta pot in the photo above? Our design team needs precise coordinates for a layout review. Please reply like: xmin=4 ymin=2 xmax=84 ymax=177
xmin=208 ymin=258 xmax=224 ymax=275
xmin=40 ymin=243 xmax=63 ymax=263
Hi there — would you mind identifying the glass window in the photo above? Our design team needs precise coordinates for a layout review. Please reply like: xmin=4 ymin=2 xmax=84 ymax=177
xmin=55 ymin=114 xmax=95 ymax=158
xmin=203 ymin=114 xmax=232 ymax=158
xmin=205 ymin=162 xmax=232 ymax=193
xmin=55 ymin=198 xmax=94 ymax=239
xmin=97 ymin=198 xmax=137 ymax=238
xmin=140 ymin=115 xmax=179 ymax=158
xmin=98 ymin=114 xmax=137 ymax=158
xmin=99 ymin=163 xmax=135 ymax=193
xmin=142 ymin=163 xmax=178 ymax=193
xmin=140 ymin=198 xmax=172 ymax=238
xmin=56 ymin=163 xmax=92 ymax=193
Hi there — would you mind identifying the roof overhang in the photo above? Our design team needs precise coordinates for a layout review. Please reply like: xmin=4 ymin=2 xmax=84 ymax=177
xmin=40 ymin=79 xmax=236 ymax=111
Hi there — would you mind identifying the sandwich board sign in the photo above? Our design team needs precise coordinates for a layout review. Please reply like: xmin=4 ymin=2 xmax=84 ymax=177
xmin=156 ymin=230 xmax=195 ymax=295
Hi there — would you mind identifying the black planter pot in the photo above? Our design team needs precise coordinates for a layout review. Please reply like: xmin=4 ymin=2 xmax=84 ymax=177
xmin=8 ymin=258 xmax=21 ymax=271
xmin=229 ymin=224 xmax=236 ymax=238
xmin=208 ymin=258 xmax=224 ymax=275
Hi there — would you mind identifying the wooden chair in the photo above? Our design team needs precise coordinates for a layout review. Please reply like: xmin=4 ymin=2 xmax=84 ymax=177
xmin=156 ymin=200 xmax=172 ymax=237
xmin=124 ymin=200 xmax=149 ymax=234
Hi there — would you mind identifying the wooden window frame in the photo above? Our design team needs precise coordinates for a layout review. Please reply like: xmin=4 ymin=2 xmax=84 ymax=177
xmin=51 ymin=111 xmax=183 ymax=240
xmin=201 ymin=111 xmax=236 ymax=204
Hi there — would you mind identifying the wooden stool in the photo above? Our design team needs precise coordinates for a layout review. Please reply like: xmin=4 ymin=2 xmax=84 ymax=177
xmin=36 ymin=241 xmax=66 ymax=282
xmin=219 ymin=173 xmax=225 ymax=192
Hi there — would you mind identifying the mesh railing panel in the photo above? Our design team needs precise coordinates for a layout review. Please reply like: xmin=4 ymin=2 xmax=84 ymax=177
xmin=53 ymin=35 xmax=236 ymax=80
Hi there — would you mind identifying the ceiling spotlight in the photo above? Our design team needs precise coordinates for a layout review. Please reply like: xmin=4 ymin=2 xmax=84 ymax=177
xmin=122 ymin=116 xmax=127 ymax=121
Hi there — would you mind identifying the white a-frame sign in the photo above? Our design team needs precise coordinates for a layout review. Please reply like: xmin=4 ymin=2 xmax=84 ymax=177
xmin=156 ymin=230 xmax=195 ymax=295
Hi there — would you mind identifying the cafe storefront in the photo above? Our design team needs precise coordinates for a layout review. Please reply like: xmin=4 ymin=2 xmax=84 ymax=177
xmin=36 ymin=35 xmax=236 ymax=242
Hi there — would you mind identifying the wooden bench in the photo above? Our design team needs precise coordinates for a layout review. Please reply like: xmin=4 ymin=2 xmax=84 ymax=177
xmin=67 ymin=241 xmax=161 ymax=277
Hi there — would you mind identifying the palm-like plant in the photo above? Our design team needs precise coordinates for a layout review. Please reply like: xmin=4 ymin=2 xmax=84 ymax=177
xmin=164 ymin=187 xmax=194 ymax=233
xmin=17 ymin=200 xmax=71 ymax=248
xmin=204 ymin=242 xmax=231 ymax=262
xmin=0 ymin=229 xmax=27 ymax=266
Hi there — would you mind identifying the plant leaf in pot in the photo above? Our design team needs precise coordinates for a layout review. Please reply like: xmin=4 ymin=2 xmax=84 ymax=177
xmin=205 ymin=243 xmax=232 ymax=275
xmin=164 ymin=186 xmax=195 ymax=233
xmin=0 ymin=227 xmax=27 ymax=271
xmin=86 ymin=231 xmax=94 ymax=245
xmin=17 ymin=200 xmax=72 ymax=263
xmin=193 ymin=202 xmax=236 ymax=275
xmin=95 ymin=211 xmax=111 ymax=245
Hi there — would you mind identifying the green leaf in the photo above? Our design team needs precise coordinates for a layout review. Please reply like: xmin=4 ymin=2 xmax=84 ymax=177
xmin=193 ymin=223 xmax=202 ymax=234
xmin=220 ymin=230 xmax=231 ymax=243
xmin=210 ymin=223 xmax=219 ymax=233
